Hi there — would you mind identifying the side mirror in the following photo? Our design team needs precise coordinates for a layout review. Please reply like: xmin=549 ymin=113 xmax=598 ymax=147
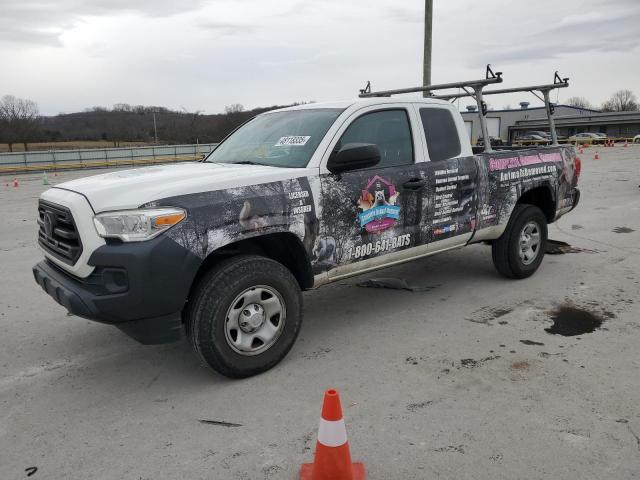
xmin=327 ymin=143 xmax=380 ymax=174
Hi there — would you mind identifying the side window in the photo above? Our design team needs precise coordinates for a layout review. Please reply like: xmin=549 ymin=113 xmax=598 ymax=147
xmin=338 ymin=109 xmax=414 ymax=168
xmin=419 ymin=107 xmax=462 ymax=162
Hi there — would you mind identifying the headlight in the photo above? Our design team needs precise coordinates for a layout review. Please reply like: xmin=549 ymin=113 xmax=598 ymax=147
xmin=93 ymin=208 xmax=186 ymax=242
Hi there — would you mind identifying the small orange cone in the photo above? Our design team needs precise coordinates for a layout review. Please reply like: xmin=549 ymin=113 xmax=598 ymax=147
xmin=13 ymin=178 xmax=19 ymax=187
xmin=300 ymin=389 xmax=365 ymax=480
xmin=578 ymin=146 xmax=584 ymax=154
xmin=594 ymin=151 xmax=600 ymax=160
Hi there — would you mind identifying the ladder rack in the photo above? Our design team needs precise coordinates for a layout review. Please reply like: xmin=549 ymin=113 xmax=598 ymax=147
xmin=358 ymin=67 xmax=570 ymax=152
xmin=432 ymin=72 xmax=570 ymax=147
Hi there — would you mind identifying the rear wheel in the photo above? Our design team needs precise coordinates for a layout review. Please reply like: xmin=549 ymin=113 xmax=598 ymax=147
xmin=492 ymin=204 xmax=548 ymax=279
xmin=187 ymin=255 xmax=303 ymax=378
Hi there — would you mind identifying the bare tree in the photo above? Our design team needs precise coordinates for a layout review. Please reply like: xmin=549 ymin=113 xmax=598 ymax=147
xmin=0 ymin=95 xmax=41 ymax=151
xmin=601 ymin=90 xmax=639 ymax=112
xmin=566 ymin=96 xmax=594 ymax=109
xmin=180 ymin=107 xmax=203 ymax=143
xmin=224 ymin=104 xmax=244 ymax=114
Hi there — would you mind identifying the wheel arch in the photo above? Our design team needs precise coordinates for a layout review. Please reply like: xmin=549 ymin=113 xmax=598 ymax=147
xmin=516 ymin=185 xmax=556 ymax=223
xmin=186 ymin=232 xmax=314 ymax=305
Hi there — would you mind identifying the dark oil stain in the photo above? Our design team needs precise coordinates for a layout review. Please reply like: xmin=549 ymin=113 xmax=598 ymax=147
xmin=545 ymin=305 xmax=606 ymax=336
xmin=612 ymin=226 xmax=635 ymax=234
xmin=520 ymin=339 xmax=544 ymax=346
xmin=460 ymin=358 xmax=477 ymax=368
xmin=459 ymin=356 xmax=500 ymax=369
xmin=405 ymin=356 xmax=419 ymax=365
xmin=434 ymin=445 xmax=465 ymax=454
xmin=356 ymin=277 xmax=439 ymax=292
xmin=571 ymin=224 xmax=584 ymax=230
xmin=407 ymin=401 xmax=433 ymax=412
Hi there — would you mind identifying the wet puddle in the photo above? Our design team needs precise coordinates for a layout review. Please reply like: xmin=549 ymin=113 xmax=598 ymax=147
xmin=545 ymin=305 xmax=605 ymax=336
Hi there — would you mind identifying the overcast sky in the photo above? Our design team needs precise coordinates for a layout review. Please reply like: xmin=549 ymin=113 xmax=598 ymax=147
xmin=1 ymin=0 xmax=638 ymax=115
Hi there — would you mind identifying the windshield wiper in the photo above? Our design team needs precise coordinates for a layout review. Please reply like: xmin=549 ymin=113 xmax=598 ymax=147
xmin=226 ymin=160 xmax=268 ymax=166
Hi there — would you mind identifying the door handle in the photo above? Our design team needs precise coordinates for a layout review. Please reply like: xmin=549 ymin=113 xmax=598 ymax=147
xmin=402 ymin=178 xmax=426 ymax=190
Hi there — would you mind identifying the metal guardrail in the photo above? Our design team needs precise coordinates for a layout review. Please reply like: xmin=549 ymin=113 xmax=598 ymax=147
xmin=0 ymin=143 xmax=218 ymax=174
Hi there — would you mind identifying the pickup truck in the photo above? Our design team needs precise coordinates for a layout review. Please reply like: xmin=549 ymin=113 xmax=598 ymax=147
xmin=33 ymin=96 xmax=581 ymax=378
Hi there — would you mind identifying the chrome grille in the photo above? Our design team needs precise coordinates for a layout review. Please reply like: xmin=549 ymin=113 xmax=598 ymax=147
xmin=37 ymin=200 xmax=82 ymax=265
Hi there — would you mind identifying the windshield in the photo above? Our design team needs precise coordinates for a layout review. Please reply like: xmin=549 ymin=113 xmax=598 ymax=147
xmin=205 ymin=108 xmax=343 ymax=168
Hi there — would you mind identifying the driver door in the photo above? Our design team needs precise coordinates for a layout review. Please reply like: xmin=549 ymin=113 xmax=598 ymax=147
xmin=315 ymin=106 xmax=425 ymax=279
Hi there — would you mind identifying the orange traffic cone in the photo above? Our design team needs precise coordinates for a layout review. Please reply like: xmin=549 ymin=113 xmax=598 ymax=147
xmin=578 ymin=146 xmax=584 ymax=154
xmin=594 ymin=151 xmax=600 ymax=160
xmin=12 ymin=178 xmax=19 ymax=187
xmin=300 ymin=389 xmax=365 ymax=480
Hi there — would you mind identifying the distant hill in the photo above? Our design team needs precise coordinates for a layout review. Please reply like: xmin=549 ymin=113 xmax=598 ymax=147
xmin=38 ymin=103 xmax=303 ymax=147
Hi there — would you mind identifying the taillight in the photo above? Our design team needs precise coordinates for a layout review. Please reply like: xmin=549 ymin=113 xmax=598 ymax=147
xmin=574 ymin=157 xmax=581 ymax=179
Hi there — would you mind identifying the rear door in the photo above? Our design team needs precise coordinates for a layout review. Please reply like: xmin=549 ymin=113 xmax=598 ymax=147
xmin=415 ymin=105 xmax=479 ymax=245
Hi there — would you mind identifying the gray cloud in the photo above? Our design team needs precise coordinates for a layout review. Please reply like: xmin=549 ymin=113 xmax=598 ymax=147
xmin=474 ymin=8 xmax=640 ymax=66
xmin=0 ymin=0 xmax=208 ymax=46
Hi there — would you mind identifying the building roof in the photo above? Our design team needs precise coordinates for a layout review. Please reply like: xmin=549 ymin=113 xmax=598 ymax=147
xmin=512 ymin=110 xmax=640 ymax=129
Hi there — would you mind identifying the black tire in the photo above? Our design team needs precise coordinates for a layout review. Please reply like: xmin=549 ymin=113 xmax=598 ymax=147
xmin=492 ymin=204 xmax=548 ymax=279
xmin=187 ymin=255 xmax=303 ymax=378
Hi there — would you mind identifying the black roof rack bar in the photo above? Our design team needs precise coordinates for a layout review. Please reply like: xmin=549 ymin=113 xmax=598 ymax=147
xmin=358 ymin=64 xmax=503 ymax=98
xmin=433 ymin=72 xmax=570 ymax=146
xmin=431 ymin=80 xmax=569 ymax=100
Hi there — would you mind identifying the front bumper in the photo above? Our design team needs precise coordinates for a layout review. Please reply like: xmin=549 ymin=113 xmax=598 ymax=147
xmin=33 ymin=234 xmax=202 ymax=345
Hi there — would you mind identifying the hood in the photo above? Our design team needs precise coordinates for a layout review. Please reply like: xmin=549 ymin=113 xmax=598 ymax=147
xmin=54 ymin=162 xmax=313 ymax=212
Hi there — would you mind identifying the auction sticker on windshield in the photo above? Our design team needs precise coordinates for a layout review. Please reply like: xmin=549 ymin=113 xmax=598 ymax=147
xmin=275 ymin=136 xmax=311 ymax=146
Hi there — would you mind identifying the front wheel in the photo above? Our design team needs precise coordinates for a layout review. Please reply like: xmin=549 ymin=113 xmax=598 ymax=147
xmin=492 ymin=204 xmax=548 ymax=279
xmin=187 ymin=255 xmax=303 ymax=378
